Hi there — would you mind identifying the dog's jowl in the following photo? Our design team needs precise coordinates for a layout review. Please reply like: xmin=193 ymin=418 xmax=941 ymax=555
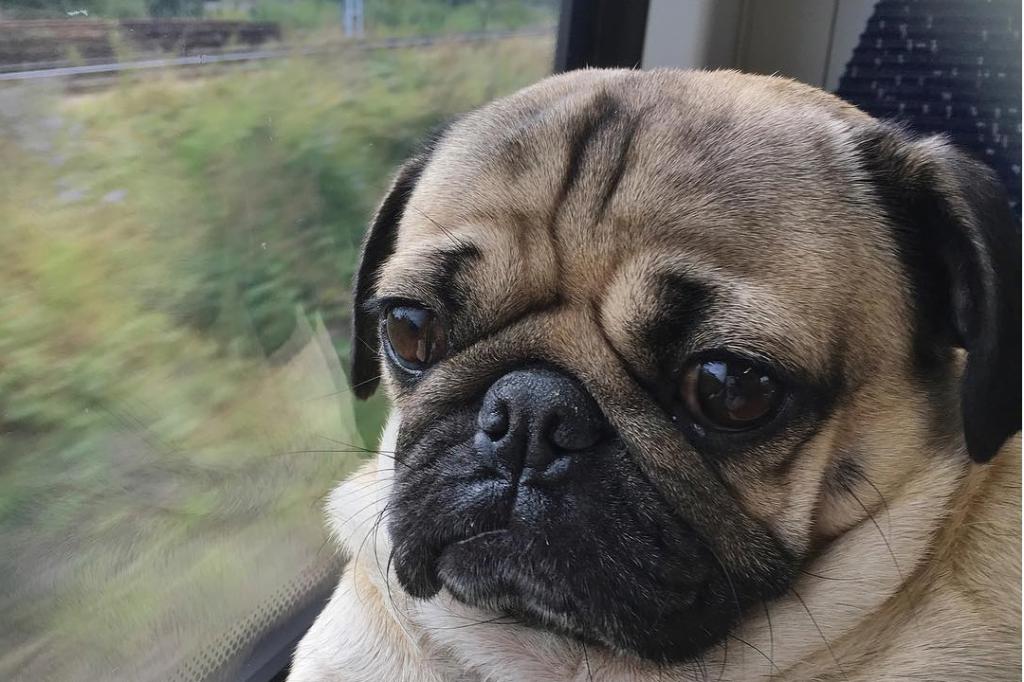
xmin=290 ymin=69 xmax=1021 ymax=682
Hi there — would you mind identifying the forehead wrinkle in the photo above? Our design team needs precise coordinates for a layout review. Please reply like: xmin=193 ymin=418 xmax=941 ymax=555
xmin=685 ymin=285 xmax=834 ymax=376
xmin=409 ymin=75 xmax=628 ymax=235
xmin=375 ymin=269 xmax=446 ymax=312
xmin=600 ymin=251 xmax=836 ymax=377
xmin=380 ymin=215 xmax=561 ymax=334
xmin=376 ymin=241 xmax=479 ymax=311
xmin=689 ymin=291 xmax=834 ymax=376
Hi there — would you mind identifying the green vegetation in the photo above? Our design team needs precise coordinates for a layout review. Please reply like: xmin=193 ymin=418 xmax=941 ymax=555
xmin=0 ymin=31 xmax=553 ymax=680
xmin=0 ymin=0 xmax=198 ymax=20
xmin=0 ymin=0 xmax=557 ymax=36
xmin=363 ymin=0 xmax=555 ymax=35
xmin=247 ymin=0 xmax=556 ymax=34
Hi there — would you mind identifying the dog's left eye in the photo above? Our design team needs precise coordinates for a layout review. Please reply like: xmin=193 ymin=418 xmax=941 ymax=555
xmin=681 ymin=358 xmax=781 ymax=431
xmin=383 ymin=305 xmax=448 ymax=371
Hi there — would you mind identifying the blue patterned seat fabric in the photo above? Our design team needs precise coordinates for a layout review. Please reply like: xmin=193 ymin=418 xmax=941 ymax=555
xmin=836 ymin=0 xmax=1022 ymax=217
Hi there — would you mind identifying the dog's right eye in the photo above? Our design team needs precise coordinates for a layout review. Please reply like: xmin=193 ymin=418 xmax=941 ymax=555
xmin=383 ymin=305 xmax=448 ymax=372
xmin=680 ymin=357 xmax=782 ymax=431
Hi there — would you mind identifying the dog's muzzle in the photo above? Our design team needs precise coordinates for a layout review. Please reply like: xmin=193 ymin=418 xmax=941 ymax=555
xmin=388 ymin=365 xmax=742 ymax=661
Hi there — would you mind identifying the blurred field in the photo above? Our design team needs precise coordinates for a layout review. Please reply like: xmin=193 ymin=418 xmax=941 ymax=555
xmin=0 ymin=1 xmax=556 ymax=71
xmin=0 ymin=30 xmax=553 ymax=681
xmin=0 ymin=0 xmax=555 ymax=38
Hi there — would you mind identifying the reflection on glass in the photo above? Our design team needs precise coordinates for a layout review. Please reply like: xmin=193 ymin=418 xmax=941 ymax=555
xmin=0 ymin=2 xmax=556 ymax=679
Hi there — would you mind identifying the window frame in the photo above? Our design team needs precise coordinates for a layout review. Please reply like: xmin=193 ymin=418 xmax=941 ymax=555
xmin=235 ymin=581 xmax=335 ymax=682
xmin=554 ymin=0 xmax=651 ymax=72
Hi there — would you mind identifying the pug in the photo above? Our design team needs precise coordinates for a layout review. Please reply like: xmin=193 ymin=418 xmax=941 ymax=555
xmin=288 ymin=69 xmax=1021 ymax=681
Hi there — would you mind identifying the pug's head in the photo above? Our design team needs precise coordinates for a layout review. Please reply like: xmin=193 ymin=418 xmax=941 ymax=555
xmin=347 ymin=69 xmax=1020 ymax=662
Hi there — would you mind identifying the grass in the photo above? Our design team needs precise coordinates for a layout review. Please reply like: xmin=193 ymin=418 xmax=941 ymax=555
xmin=0 ymin=32 xmax=553 ymax=681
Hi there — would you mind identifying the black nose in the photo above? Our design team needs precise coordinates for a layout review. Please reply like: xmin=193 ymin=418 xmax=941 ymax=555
xmin=476 ymin=368 xmax=606 ymax=482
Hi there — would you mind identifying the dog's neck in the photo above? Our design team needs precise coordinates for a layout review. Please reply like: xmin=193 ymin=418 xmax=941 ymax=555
xmin=323 ymin=411 xmax=994 ymax=681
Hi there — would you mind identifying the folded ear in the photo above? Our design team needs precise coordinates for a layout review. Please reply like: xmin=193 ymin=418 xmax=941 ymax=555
xmin=855 ymin=124 xmax=1021 ymax=462
xmin=350 ymin=132 xmax=448 ymax=399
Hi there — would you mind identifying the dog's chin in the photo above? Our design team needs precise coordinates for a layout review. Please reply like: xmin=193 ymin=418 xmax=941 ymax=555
xmin=433 ymin=529 xmax=602 ymax=641
xmin=432 ymin=532 xmax=577 ymax=630
xmin=395 ymin=523 xmax=730 ymax=663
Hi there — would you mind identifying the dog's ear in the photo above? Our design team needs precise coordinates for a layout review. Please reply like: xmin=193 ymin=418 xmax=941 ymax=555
xmin=855 ymin=124 xmax=1021 ymax=462
xmin=350 ymin=133 xmax=447 ymax=399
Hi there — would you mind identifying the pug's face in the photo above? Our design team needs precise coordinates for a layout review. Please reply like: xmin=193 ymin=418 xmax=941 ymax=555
xmin=349 ymin=70 xmax=1020 ymax=662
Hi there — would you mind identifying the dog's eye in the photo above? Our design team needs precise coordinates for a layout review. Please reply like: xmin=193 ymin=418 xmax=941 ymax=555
xmin=384 ymin=305 xmax=448 ymax=371
xmin=681 ymin=358 xmax=781 ymax=431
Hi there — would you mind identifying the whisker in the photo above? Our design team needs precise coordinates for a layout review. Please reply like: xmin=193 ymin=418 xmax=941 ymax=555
xmin=314 ymin=534 xmax=337 ymax=562
xmin=333 ymin=492 xmax=394 ymax=533
xmin=370 ymin=507 xmax=431 ymax=640
xmin=308 ymin=471 xmax=392 ymax=509
xmin=302 ymin=374 xmax=382 ymax=402
xmin=325 ymin=467 xmax=390 ymax=485
xmin=690 ymin=538 xmax=740 ymax=682
xmin=351 ymin=373 xmax=385 ymax=390
xmin=354 ymin=333 xmax=379 ymax=356
xmin=847 ymin=468 xmax=893 ymax=531
xmin=321 ymin=478 xmax=394 ymax=507
xmin=581 ymin=640 xmax=594 ymax=682
xmin=790 ymin=587 xmax=849 ymax=681
xmin=426 ymin=613 xmax=524 ymax=631
xmin=315 ymin=434 xmax=412 ymax=470
xmin=351 ymin=502 xmax=393 ymax=582
xmin=270 ymin=447 xmax=380 ymax=458
xmin=317 ymin=433 xmax=398 ymax=455
xmin=728 ymin=633 xmax=781 ymax=676
xmin=408 ymin=204 xmax=469 ymax=250
xmin=693 ymin=652 xmax=709 ymax=681
xmin=384 ymin=547 xmax=399 ymax=618
xmin=271 ymin=444 xmax=411 ymax=470
xmin=841 ymin=481 xmax=903 ymax=581
xmin=334 ymin=477 xmax=396 ymax=506
xmin=372 ymin=504 xmax=409 ymax=630
xmin=762 ymin=598 xmax=775 ymax=681
xmin=715 ymin=634 xmax=728 ymax=682
xmin=799 ymin=568 xmax=862 ymax=582
xmin=348 ymin=503 xmax=395 ymax=621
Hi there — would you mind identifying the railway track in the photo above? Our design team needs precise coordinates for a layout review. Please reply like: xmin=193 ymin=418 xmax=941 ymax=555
xmin=0 ymin=27 xmax=552 ymax=83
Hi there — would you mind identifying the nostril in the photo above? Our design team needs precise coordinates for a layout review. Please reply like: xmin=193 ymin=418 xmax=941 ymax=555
xmin=548 ymin=413 xmax=602 ymax=450
xmin=546 ymin=407 xmax=603 ymax=451
xmin=478 ymin=401 xmax=509 ymax=440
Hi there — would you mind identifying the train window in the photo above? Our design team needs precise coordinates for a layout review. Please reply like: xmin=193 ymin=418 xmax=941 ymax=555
xmin=0 ymin=2 xmax=558 ymax=680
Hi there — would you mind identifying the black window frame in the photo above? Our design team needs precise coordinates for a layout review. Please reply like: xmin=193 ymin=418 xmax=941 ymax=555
xmin=554 ymin=0 xmax=650 ymax=72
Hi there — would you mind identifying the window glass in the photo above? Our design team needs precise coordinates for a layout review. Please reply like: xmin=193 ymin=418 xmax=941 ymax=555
xmin=0 ymin=3 xmax=557 ymax=679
